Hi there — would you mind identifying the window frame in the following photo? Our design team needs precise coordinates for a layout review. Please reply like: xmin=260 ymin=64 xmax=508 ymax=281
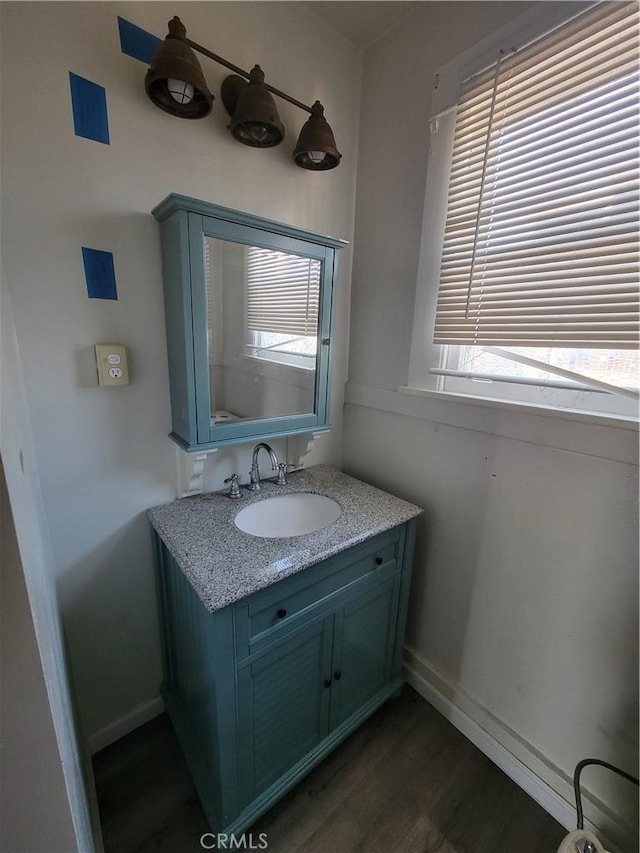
xmin=405 ymin=0 xmax=638 ymax=421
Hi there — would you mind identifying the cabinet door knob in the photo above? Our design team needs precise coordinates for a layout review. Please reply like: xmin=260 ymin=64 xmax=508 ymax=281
xmin=323 ymin=678 xmax=332 ymax=688
xmin=375 ymin=556 xmax=383 ymax=566
xmin=334 ymin=671 xmax=342 ymax=680
xmin=277 ymin=608 xmax=287 ymax=619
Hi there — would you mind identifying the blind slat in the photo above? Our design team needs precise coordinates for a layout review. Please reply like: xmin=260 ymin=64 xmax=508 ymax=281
xmin=445 ymin=182 xmax=639 ymax=226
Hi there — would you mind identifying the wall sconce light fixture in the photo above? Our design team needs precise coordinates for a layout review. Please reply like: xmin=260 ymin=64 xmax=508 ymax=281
xmin=145 ymin=17 xmax=341 ymax=171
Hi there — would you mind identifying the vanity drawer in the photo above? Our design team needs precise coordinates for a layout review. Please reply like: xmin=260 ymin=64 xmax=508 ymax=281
xmin=235 ymin=530 xmax=401 ymax=659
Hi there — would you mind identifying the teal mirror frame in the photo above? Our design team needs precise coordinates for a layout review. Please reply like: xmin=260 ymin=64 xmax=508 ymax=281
xmin=152 ymin=194 xmax=347 ymax=452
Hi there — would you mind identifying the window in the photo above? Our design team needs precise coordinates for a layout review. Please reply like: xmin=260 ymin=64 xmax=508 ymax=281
xmin=410 ymin=1 xmax=639 ymax=419
xmin=245 ymin=247 xmax=319 ymax=370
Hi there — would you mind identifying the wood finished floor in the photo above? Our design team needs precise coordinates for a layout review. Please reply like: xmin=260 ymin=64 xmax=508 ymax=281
xmin=92 ymin=687 xmax=565 ymax=853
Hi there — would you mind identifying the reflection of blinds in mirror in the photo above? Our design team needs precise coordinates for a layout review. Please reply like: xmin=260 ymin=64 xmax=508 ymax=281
xmin=246 ymin=248 xmax=320 ymax=336
xmin=204 ymin=238 xmax=215 ymax=333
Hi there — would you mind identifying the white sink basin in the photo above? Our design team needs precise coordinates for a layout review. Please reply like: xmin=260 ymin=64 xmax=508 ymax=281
xmin=234 ymin=493 xmax=341 ymax=538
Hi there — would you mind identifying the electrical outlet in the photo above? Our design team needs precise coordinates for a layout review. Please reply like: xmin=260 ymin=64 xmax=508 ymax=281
xmin=95 ymin=344 xmax=129 ymax=386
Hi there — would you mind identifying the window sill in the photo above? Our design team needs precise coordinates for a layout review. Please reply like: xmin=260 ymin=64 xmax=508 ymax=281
xmin=399 ymin=385 xmax=639 ymax=431
xmin=242 ymin=353 xmax=315 ymax=373
xmin=344 ymin=382 xmax=638 ymax=465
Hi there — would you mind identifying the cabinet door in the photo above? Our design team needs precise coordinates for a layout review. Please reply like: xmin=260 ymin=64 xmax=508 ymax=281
xmin=188 ymin=211 xmax=336 ymax=448
xmin=330 ymin=574 xmax=401 ymax=729
xmin=237 ymin=615 xmax=334 ymax=803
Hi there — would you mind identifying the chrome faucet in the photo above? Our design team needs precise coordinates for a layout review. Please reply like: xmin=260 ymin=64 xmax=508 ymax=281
xmin=248 ymin=443 xmax=279 ymax=491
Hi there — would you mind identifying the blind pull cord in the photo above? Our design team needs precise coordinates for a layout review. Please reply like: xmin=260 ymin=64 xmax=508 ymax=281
xmin=465 ymin=49 xmax=513 ymax=319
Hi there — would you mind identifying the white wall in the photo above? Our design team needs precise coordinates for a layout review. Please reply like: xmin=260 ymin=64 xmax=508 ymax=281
xmin=344 ymin=2 xmax=638 ymax=849
xmin=1 ymin=265 xmax=94 ymax=851
xmin=0 ymin=1 xmax=361 ymax=743
xmin=0 ymin=462 xmax=81 ymax=853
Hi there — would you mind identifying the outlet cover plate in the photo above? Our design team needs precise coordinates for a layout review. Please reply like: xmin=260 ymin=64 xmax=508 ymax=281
xmin=95 ymin=344 xmax=129 ymax=386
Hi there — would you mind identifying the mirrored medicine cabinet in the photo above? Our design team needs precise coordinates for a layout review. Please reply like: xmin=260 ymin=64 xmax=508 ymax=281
xmin=152 ymin=194 xmax=346 ymax=451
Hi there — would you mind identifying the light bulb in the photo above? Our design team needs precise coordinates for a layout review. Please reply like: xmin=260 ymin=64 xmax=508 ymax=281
xmin=249 ymin=124 xmax=270 ymax=144
xmin=167 ymin=79 xmax=195 ymax=105
xmin=307 ymin=151 xmax=326 ymax=164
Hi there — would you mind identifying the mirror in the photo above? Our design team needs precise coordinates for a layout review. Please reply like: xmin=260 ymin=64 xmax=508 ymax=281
xmin=152 ymin=194 xmax=346 ymax=451
xmin=204 ymin=237 xmax=320 ymax=425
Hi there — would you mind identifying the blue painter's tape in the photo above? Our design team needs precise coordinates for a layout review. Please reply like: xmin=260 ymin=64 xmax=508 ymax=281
xmin=69 ymin=73 xmax=110 ymax=144
xmin=82 ymin=248 xmax=118 ymax=300
xmin=118 ymin=17 xmax=161 ymax=65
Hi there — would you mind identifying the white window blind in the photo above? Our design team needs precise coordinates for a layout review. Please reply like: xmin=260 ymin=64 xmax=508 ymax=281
xmin=433 ymin=1 xmax=639 ymax=349
xmin=245 ymin=247 xmax=320 ymax=336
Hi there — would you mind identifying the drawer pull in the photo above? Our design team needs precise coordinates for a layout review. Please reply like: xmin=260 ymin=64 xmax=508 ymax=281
xmin=375 ymin=556 xmax=384 ymax=566
xmin=323 ymin=678 xmax=332 ymax=688
xmin=277 ymin=608 xmax=287 ymax=619
xmin=334 ymin=671 xmax=342 ymax=680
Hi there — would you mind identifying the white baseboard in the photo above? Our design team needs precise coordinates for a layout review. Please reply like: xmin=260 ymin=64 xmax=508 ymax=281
xmin=403 ymin=646 xmax=630 ymax=853
xmin=87 ymin=695 xmax=164 ymax=755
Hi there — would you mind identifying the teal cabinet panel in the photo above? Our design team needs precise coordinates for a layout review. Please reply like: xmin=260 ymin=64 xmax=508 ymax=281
xmin=153 ymin=517 xmax=418 ymax=836
xmin=330 ymin=574 xmax=401 ymax=729
xmin=237 ymin=615 xmax=333 ymax=802
xmin=157 ymin=210 xmax=197 ymax=447
xmin=156 ymin=543 xmax=241 ymax=829
xmin=234 ymin=529 xmax=401 ymax=660
xmin=152 ymin=194 xmax=347 ymax=451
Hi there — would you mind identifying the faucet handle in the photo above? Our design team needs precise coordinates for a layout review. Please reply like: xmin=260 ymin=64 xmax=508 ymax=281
xmin=223 ymin=474 xmax=241 ymax=499
xmin=276 ymin=463 xmax=297 ymax=486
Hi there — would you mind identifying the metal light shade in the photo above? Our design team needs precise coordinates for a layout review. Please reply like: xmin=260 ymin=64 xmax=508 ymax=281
xmin=220 ymin=74 xmax=248 ymax=118
xmin=145 ymin=17 xmax=213 ymax=119
xmin=229 ymin=66 xmax=284 ymax=148
xmin=293 ymin=101 xmax=341 ymax=170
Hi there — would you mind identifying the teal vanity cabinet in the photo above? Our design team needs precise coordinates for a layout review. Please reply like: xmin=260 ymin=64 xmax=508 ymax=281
xmin=152 ymin=515 xmax=418 ymax=836
xmin=152 ymin=194 xmax=347 ymax=452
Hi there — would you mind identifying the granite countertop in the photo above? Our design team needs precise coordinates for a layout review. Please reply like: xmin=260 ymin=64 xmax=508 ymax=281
xmin=147 ymin=465 xmax=422 ymax=612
